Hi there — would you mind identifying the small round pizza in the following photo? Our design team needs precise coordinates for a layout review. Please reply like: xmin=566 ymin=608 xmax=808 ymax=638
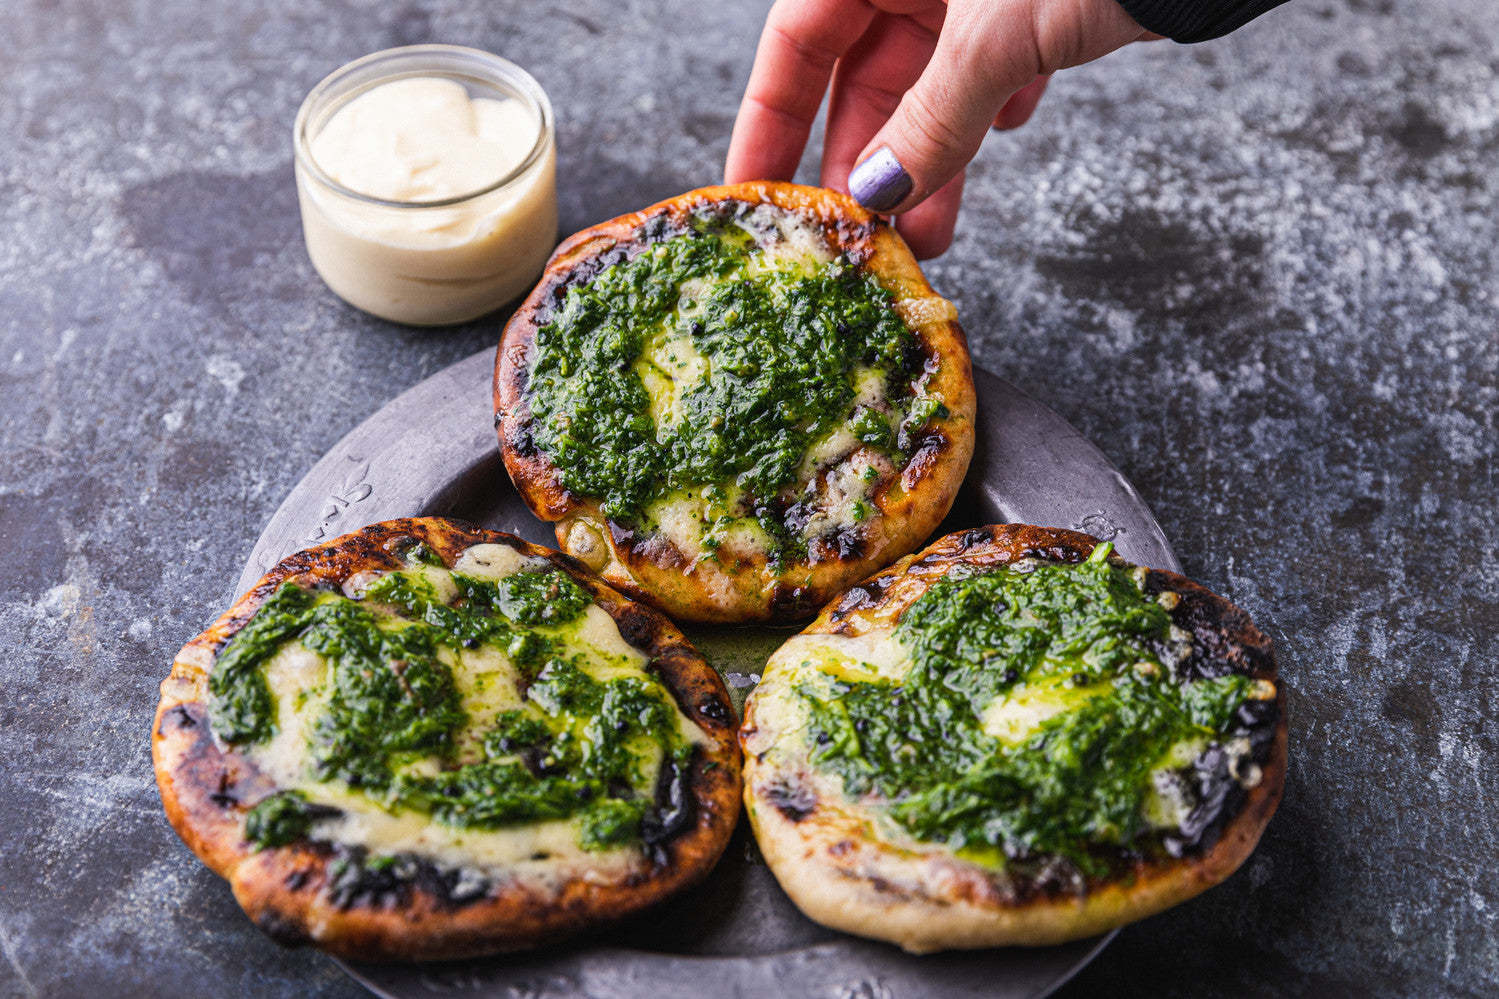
xmin=153 ymin=518 xmax=741 ymax=962
xmin=494 ymin=181 xmax=976 ymax=625
xmin=741 ymin=524 xmax=1286 ymax=952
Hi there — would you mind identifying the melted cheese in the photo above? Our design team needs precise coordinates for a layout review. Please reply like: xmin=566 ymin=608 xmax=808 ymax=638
xmin=621 ymin=208 xmax=905 ymax=568
xmin=893 ymin=294 xmax=957 ymax=328
xmin=256 ymin=643 xmax=332 ymax=786
xmin=312 ymin=798 xmax=635 ymax=878
xmin=737 ymin=205 xmax=837 ymax=274
xmin=773 ymin=630 xmax=911 ymax=683
xmin=453 ymin=542 xmax=546 ymax=579
xmin=799 ymin=455 xmax=884 ymax=541
xmin=1143 ymin=769 xmax=1196 ymax=830
xmin=797 ymin=426 xmax=861 ymax=478
xmin=241 ymin=547 xmax=708 ymax=886
xmin=569 ymin=604 xmax=651 ymax=672
xmin=449 ymin=643 xmax=525 ymax=762
xmin=980 ymin=680 xmax=1103 ymax=745
xmin=635 ymin=330 xmax=710 ymax=428
xmin=642 ymin=489 xmax=710 ymax=556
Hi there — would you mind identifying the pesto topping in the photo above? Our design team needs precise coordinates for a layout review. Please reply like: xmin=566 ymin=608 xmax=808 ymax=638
xmin=245 ymin=790 xmax=338 ymax=849
xmin=208 ymin=581 xmax=314 ymax=744
xmin=524 ymin=204 xmax=946 ymax=562
xmin=796 ymin=544 xmax=1262 ymax=876
xmin=390 ymin=658 xmax=692 ymax=850
xmin=208 ymin=551 xmax=695 ymax=856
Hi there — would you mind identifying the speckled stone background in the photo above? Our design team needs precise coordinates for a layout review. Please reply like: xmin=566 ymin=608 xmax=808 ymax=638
xmin=1 ymin=0 xmax=1495 ymax=996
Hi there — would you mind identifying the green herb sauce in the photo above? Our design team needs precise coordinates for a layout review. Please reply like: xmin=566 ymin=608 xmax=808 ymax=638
xmin=796 ymin=544 xmax=1256 ymax=875
xmin=208 ymin=582 xmax=316 ymax=744
xmin=391 ymin=658 xmax=691 ymax=849
xmin=244 ymin=790 xmax=336 ymax=849
xmin=524 ymin=206 xmax=945 ymax=560
xmin=209 ymin=555 xmax=692 ymax=853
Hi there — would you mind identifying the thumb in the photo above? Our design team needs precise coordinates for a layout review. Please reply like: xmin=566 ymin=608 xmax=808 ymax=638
xmin=848 ymin=0 xmax=1149 ymax=213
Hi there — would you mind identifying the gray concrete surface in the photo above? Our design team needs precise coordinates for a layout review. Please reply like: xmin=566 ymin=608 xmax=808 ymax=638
xmin=0 ymin=0 xmax=1495 ymax=996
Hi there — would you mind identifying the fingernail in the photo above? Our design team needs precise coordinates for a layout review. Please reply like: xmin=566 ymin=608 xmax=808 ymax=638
xmin=848 ymin=147 xmax=912 ymax=213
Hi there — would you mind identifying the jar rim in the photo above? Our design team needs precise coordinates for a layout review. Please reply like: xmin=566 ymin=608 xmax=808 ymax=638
xmin=293 ymin=44 xmax=554 ymax=210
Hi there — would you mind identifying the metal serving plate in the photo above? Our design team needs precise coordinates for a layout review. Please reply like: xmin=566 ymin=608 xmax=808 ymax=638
xmin=239 ymin=349 xmax=1181 ymax=999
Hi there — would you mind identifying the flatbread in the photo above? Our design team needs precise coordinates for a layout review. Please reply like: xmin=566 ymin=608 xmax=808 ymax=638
xmin=741 ymin=524 xmax=1285 ymax=951
xmin=153 ymin=518 xmax=742 ymax=961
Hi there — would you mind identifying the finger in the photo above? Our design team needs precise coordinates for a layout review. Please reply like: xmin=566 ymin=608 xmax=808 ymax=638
xmin=845 ymin=0 xmax=1037 ymax=212
xmin=849 ymin=0 xmax=1152 ymax=213
xmin=724 ymin=0 xmax=878 ymax=183
xmin=895 ymin=168 xmax=964 ymax=259
xmin=819 ymin=6 xmax=946 ymax=193
xmin=992 ymin=74 xmax=1050 ymax=131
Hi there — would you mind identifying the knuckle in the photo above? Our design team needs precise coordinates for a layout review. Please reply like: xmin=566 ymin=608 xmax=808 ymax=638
xmin=745 ymin=94 xmax=818 ymax=131
xmin=1029 ymin=0 xmax=1121 ymax=72
xmin=841 ymin=77 xmax=904 ymax=119
xmin=1027 ymin=4 xmax=1070 ymax=74
xmin=765 ymin=20 xmax=841 ymax=72
xmin=902 ymin=87 xmax=973 ymax=161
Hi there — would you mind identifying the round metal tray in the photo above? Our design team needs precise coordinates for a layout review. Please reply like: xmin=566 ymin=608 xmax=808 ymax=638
xmin=239 ymin=349 xmax=1180 ymax=999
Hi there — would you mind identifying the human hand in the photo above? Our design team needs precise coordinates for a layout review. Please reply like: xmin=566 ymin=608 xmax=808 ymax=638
xmin=724 ymin=0 xmax=1160 ymax=258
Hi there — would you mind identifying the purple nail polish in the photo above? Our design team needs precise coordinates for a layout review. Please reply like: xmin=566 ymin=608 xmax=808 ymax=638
xmin=848 ymin=147 xmax=912 ymax=212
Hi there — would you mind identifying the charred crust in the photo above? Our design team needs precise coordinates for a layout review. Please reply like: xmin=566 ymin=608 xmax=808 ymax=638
xmin=959 ymin=525 xmax=995 ymax=549
xmin=900 ymin=430 xmax=949 ymax=488
xmin=611 ymin=601 xmax=665 ymax=652
xmin=901 ymin=525 xmax=1101 ymax=572
xmin=825 ymin=209 xmax=881 ymax=265
xmin=255 ymin=908 xmax=313 ymax=948
xmin=321 ymin=845 xmax=493 ymax=912
xmin=542 ymin=548 xmax=598 ymax=581
xmin=630 ymin=532 xmax=691 ymax=572
xmin=508 ymin=419 xmax=539 ymax=459
xmin=829 ymin=526 xmax=866 ymax=561
xmin=641 ymin=753 xmax=695 ymax=865
xmin=829 ymin=576 xmax=891 ymax=620
xmin=1009 ymin=857 xmax=1090 ymax=901
xmin=696 ymin=696 xmax=730 ymax=726
xmin=1164 ymin=583 xmax=1277 ymax=683
xmin=606 ymin=519 xmax=637 ymax=552
xmin=763 ymin=777 xmax=817 ymax=823
xmin=278 ymin=530 xmax=400 ymax=582
xmin=649 ymin=646 xmax=729 ymax=728
xmin=1027 ymin=541 xmax=1089 ymax=564
xmin=770 ymin=584 xmax=816 ymax=619
xmin=527 ymin=241 xmax=639 ymax=329
xmin=208 ymin=771 xmax=238 ymax=809
xmin=161 ymin=703 xmax=198 ymax=735
xmin=827 ymin=588 xmax=875 ymax=622
xmin=161 ymin=700 xmax=275 ymax=830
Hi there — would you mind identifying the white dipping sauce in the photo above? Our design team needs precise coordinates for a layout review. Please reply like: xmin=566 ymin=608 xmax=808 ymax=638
xmin=312 ymin=78 xmax=532 ymax=204
xmin=296 ymin=68 xmax=557 ymax=326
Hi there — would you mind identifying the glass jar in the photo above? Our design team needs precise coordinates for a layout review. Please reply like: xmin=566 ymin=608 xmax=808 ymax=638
xmin=293 ymin=45 xmax=557 ymax=327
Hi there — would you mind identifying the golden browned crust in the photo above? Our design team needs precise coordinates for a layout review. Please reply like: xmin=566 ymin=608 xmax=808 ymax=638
xmin=152 ymin=517 xmax=742 ymax=962
xmin=494 ymin=181 xmax=976 ymax=625
xmin=741 ymin=524 xmax=1286 ymax=952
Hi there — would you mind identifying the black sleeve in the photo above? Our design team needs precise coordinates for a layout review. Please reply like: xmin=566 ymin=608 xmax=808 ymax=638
xmin=1113 ymin=0 xmax=1292 ymax=42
